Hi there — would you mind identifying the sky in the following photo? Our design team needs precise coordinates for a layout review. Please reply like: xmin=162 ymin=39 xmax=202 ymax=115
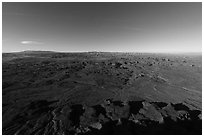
xmin=2 ymin=2 xmax=202 ymax=53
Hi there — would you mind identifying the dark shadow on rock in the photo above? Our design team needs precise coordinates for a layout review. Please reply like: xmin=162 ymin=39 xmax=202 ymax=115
xmin=128 ymin=101 xmax=143 ymax=114
xmin=112 ymin=101 xmax=124 ymax=107
xmin=172 ymin=103 xmax=201 ymax=120
xmin=115 ymin=62 xmax=122 ymax=69
xmin=189 ymin=110 xmax=201 ymax=120
xmin=162 ymin=117 xmax=202 ymax=135
xmin=69 ymin=104 xmax=85 ymax=127
xmin=81 ymin=101 xmax=202 ymax=135
xmin=152 ymin=102 xmax=168 ymax=109
xmin=84 ymin=116 xmax=202 ymax=135
xmin=172 ymin=103 xmax=190 ymax=111
xmin=92 ymin=105 xmax=107 ymax=117
xmin=3 ymin=99 xmax=202 ymax=135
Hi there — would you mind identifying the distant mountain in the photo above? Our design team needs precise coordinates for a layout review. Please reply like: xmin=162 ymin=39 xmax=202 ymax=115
xmin=21 ymin=50 xmax=55 ymax=54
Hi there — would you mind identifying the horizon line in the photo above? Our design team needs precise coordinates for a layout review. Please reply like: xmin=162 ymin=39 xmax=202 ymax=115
xmin=2 ymin=50 xmax=202 ymax=54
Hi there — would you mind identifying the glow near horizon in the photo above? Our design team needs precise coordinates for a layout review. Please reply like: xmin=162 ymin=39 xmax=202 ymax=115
xmin=2 ymin=3 xmax=202 ymax=53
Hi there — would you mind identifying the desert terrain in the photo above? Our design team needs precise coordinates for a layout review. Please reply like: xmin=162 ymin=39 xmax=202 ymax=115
xmin=2 ymin=51 xmax=202 ymax=134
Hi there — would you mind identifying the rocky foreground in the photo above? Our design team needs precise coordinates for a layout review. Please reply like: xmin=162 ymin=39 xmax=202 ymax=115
xmin=2 ymin=51 xmax=202 ymax=134
xmin=3 ymin=99 xmax=202 ymax=135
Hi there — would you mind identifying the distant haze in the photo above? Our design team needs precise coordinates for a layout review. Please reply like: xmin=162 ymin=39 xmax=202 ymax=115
xmin=2 ymin=2 xmax=202 ymax=53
